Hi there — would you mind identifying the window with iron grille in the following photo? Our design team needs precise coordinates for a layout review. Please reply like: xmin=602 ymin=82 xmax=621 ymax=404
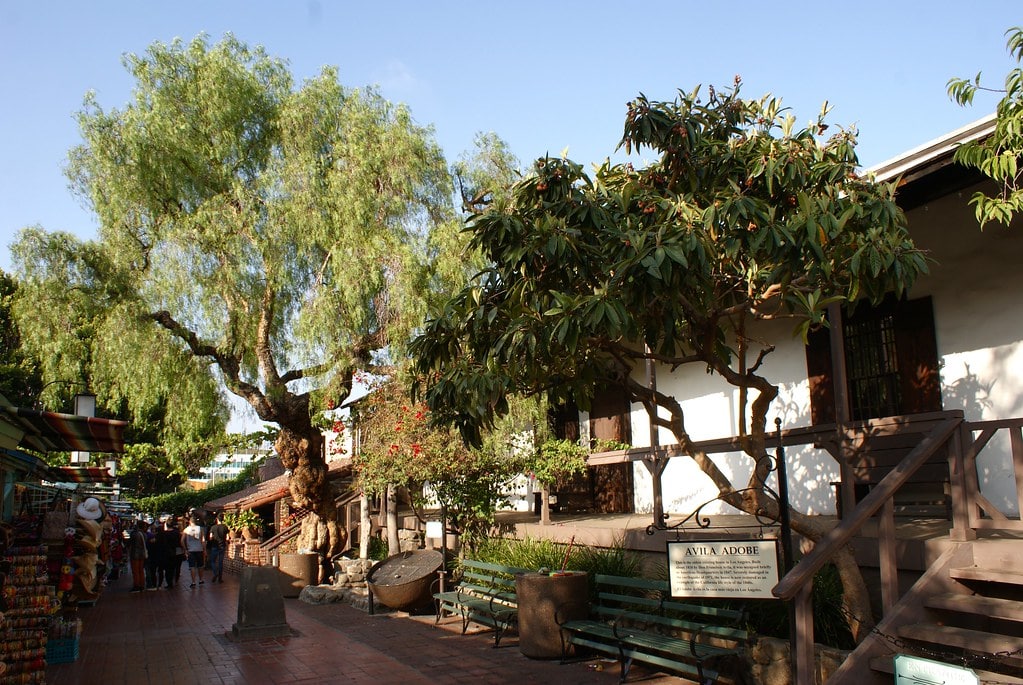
xmin=843 ymin=308 xmax=902 ymax=420
xmin=805 ymin=295 xmax=941 ymax=425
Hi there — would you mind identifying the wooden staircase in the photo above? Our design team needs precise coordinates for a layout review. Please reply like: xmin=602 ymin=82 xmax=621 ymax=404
xmin=831 ymin=537 xmax=1023 ymax=683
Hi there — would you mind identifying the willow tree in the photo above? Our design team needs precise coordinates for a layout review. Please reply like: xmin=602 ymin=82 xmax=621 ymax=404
xmin=14 ymin=35 xmax=453 ymax=559
xmin=411 ymin=81 xmax=929 ymax=639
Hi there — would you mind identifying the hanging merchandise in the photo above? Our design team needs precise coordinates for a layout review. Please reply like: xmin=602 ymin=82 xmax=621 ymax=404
xmin=0 ymin=545 xmax=59 ymax=683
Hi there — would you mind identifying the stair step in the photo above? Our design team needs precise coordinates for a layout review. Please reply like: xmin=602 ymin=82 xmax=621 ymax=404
xmin=900 ymin=622 xmax=1023 ymax=653
xmin=951 ymin=566 xmax=1023 ymax=586
xmin=869 ymin=654 xmax=1023 ymax=683
xmin=928 ymin=593 xmax=1023 ymax=622
xmin=970 ymin=538 xmax=1023 ymax=567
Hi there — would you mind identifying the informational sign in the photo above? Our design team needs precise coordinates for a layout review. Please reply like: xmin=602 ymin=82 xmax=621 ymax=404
xmin=894 ymin=654 xmax=978 ymax=684
xmin=425 ymin=521 xmax=443 ymax=538
xmin=666 ymin=539 xmax=780 ymax=599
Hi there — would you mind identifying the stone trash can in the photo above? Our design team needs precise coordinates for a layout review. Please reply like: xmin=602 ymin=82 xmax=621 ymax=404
xmin=515 ymin=571 xmax=589 ymax=659
xmin=278 ymin=552 xmax=319 ymax=598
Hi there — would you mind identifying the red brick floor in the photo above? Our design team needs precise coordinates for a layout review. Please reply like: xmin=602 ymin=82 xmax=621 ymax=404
xmin=46 ymin=569 xmax=681 ymax=685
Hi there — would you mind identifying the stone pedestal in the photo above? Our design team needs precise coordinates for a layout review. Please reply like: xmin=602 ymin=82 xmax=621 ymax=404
xmin=232 ymin=566 xmax=290 ymax=640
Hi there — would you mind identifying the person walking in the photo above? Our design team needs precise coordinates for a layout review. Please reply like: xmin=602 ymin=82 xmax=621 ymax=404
xmin=181 ymin=515 xmax=206 ymax=588
xmin=159 ymin=516 xmax=181 ymax=589
xmin=127 ymin=520 xmax=148 ymax=593
xmin=206 ymin=513 xmax=229 ymax=583
xmin=144 ymin=520 xmax=160 ymax=590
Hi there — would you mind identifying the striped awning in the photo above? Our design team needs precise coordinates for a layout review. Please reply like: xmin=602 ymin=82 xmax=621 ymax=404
xmin=52 ymin=465 xmax=117 ymax=484
xmin=0 ymin=405 xmax=127 ymax=454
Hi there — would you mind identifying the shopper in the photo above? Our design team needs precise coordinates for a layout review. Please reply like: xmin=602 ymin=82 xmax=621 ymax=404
xmin=181 ymin=515 xmax=207 ymax=588
xmin=206 ymin=513 xmax=229 ymax=583
xmin=159 ymin=516 xmax=181 ymax=589
xmin=144 ymin=520 xmax=160 ymax=590
xmin=127 ymin=520 xmax=148 ymax=593
xmin=147 ymin=516 xmax=168 ymax=588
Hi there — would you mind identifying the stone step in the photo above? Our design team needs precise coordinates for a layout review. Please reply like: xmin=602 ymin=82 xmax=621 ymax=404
xmin=899 ymin=622 xmax=1023 ymax=653
xmin=927 ymin=593 xmax=1023 ymax=622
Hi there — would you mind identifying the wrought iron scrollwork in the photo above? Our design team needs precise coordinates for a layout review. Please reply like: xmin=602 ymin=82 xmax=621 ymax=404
xmin=645 ymin=418 xmax=791 ymax=550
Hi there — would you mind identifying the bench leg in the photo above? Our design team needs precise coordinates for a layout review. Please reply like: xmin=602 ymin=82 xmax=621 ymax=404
xmin=618 ymin=652 xmax=633 ymax=685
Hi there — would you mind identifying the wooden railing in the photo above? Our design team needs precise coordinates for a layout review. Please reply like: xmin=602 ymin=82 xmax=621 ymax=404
xmin=260 ymin=488 xmax=365 ymax=556
xmin=773 ymin=412 xmax=1023 ymax=682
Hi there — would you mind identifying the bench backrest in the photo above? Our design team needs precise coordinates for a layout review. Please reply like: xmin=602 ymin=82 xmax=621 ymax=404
xmin=458 ymin=559 xmax=532 ymax=595
xmin=592 ymin=574 xmax=749 ymax=642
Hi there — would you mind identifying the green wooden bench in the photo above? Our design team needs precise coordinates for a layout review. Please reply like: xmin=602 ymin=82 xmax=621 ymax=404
xmin=557 ymin=574 xmax=750 ymax=684
xmin=433 ymin=559 xmax=532 ymax=647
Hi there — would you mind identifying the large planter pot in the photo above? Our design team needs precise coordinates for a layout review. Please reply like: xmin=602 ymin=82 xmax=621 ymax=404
xmin=515 ymin=571 xmax=589 ymax=659
xmin=278 ymin=552 xmax=319 ymax=598
xmin=367 ymin=549 xmax=444 ymax=611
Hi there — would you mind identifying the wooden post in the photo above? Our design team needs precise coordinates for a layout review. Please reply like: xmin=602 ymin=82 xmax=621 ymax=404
xmin=947 ymin=424 xmax=976 ymax=542
xmin=878 ymin=496 xmax=897 ymax=615
xmin=359 ymin=491 xmax=371 ymax=559
xmin=386 ymin=485 xmax=399 ymax=554
xmin=791 ymin=581 xmax=814 ymax=685
xmin=540 ymin=483 xmax=551 ymax=526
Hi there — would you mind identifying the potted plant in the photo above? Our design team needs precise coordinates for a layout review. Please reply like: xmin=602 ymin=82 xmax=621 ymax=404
xmin=223 ymin=509 xmax=263 ymax=540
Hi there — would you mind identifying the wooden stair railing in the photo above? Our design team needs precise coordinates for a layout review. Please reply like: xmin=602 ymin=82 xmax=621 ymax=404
xmin=260 ymin=487 xmax=366 ymax=556
xmin=772 ymin=413 xmax=963 ymax=684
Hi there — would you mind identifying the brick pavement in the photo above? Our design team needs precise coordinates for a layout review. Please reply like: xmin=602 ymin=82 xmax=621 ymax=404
xmin=46 ymin=568 xmax=681 ymax=685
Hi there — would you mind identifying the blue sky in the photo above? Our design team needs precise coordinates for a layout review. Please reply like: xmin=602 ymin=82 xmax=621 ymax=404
xmin=0 ymin=0 xmax=1018 ymax=275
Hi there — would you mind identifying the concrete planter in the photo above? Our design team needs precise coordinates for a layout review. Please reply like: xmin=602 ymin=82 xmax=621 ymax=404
xmin=278 ymin=552 xmax=319 ymax=598
xmin=515 ymin=571 xmax=589 ymax=659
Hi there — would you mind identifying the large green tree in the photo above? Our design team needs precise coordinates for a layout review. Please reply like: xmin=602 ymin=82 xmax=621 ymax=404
xmin=947 ymin=26 xmax=1023 ymax=227
xmin=0 ymin=269 xmax=43 ymax=409
xmin=12 ymin=35 xmax=454 ymax=559
xmin=411 ymin=81 xmax=928 ymax=639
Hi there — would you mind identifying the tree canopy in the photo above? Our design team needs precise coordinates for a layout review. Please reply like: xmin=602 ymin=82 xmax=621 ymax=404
xmin=12 ymin=34 xmax=458 ymax=556
xmin=948 ymin=26 xmax=1023 ymax=227
xmin=411 ymin=80 xmax=929 ymax=638
xmin=413 ymin=80 xmax=926 ymax=449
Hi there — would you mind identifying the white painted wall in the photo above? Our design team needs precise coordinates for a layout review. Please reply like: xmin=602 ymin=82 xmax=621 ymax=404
xmin=606 ymin=179 xmax=1023 ymax=519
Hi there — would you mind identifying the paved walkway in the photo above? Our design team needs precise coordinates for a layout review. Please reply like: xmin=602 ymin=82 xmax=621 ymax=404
xmin=46 ymin=568 xmax=679 ymax=685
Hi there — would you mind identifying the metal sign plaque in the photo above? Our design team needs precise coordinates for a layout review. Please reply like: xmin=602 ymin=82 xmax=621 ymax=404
xmin=894 ymin=654 xmax=978 ymax=685
xmin=666 ymin=539 xmax=780 ymax=599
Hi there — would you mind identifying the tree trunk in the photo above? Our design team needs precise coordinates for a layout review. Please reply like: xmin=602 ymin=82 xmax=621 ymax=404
xmin=275 ymin=424 xmax=347 ymax=567
xmin=386 ymin=484 xmax=399 ymax=555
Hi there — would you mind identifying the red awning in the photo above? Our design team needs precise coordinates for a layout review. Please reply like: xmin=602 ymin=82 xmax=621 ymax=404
xmin=52 ymin=466 xmax=117 ymax=484
xmin=0 ymin=406 xmax=127 ymax=454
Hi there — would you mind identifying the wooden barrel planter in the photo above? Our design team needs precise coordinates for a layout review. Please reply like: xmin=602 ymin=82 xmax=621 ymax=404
xmin=367 ymin=549 xmax=444 ymax=611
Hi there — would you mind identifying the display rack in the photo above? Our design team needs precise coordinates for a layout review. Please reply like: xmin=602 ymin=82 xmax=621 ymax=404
xmin=0 ymin=546 xmax=55 ymax=684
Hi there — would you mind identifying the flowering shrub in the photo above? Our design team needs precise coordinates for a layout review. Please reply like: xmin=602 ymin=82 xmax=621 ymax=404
xmin=355 ymin=378 xmax=518 ymax=545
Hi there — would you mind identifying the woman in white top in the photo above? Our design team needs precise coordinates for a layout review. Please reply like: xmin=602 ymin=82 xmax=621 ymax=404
xmin=180 ymin=516 xmax=206 ymax=588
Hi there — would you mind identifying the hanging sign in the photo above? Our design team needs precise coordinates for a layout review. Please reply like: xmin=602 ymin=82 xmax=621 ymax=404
xmin=666 ymin=539 xmax=780 ymax=599
xmin=894 ymin=655 xmax=978 ymax=684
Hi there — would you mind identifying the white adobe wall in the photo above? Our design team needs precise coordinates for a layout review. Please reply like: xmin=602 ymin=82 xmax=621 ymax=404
xmin=615 ymin=316 xmax=832 ymax=518
xmin=611 ymin=180 xmax=1023 ymax=519
xmin=906 ymin=183 xmax=1023 ymax=515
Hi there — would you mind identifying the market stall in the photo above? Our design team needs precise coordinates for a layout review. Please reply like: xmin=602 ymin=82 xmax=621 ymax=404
xmin=0 ymin=396 xmax=127 ymax=678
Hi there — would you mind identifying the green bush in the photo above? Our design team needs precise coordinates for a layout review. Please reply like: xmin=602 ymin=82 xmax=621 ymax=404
xmin=470 ymin=537 xmax=643 ymax=579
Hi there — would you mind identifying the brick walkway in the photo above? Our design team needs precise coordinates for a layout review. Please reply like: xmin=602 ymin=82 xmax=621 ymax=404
xmin=46 ymin=568 xmax=680 ymax=685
